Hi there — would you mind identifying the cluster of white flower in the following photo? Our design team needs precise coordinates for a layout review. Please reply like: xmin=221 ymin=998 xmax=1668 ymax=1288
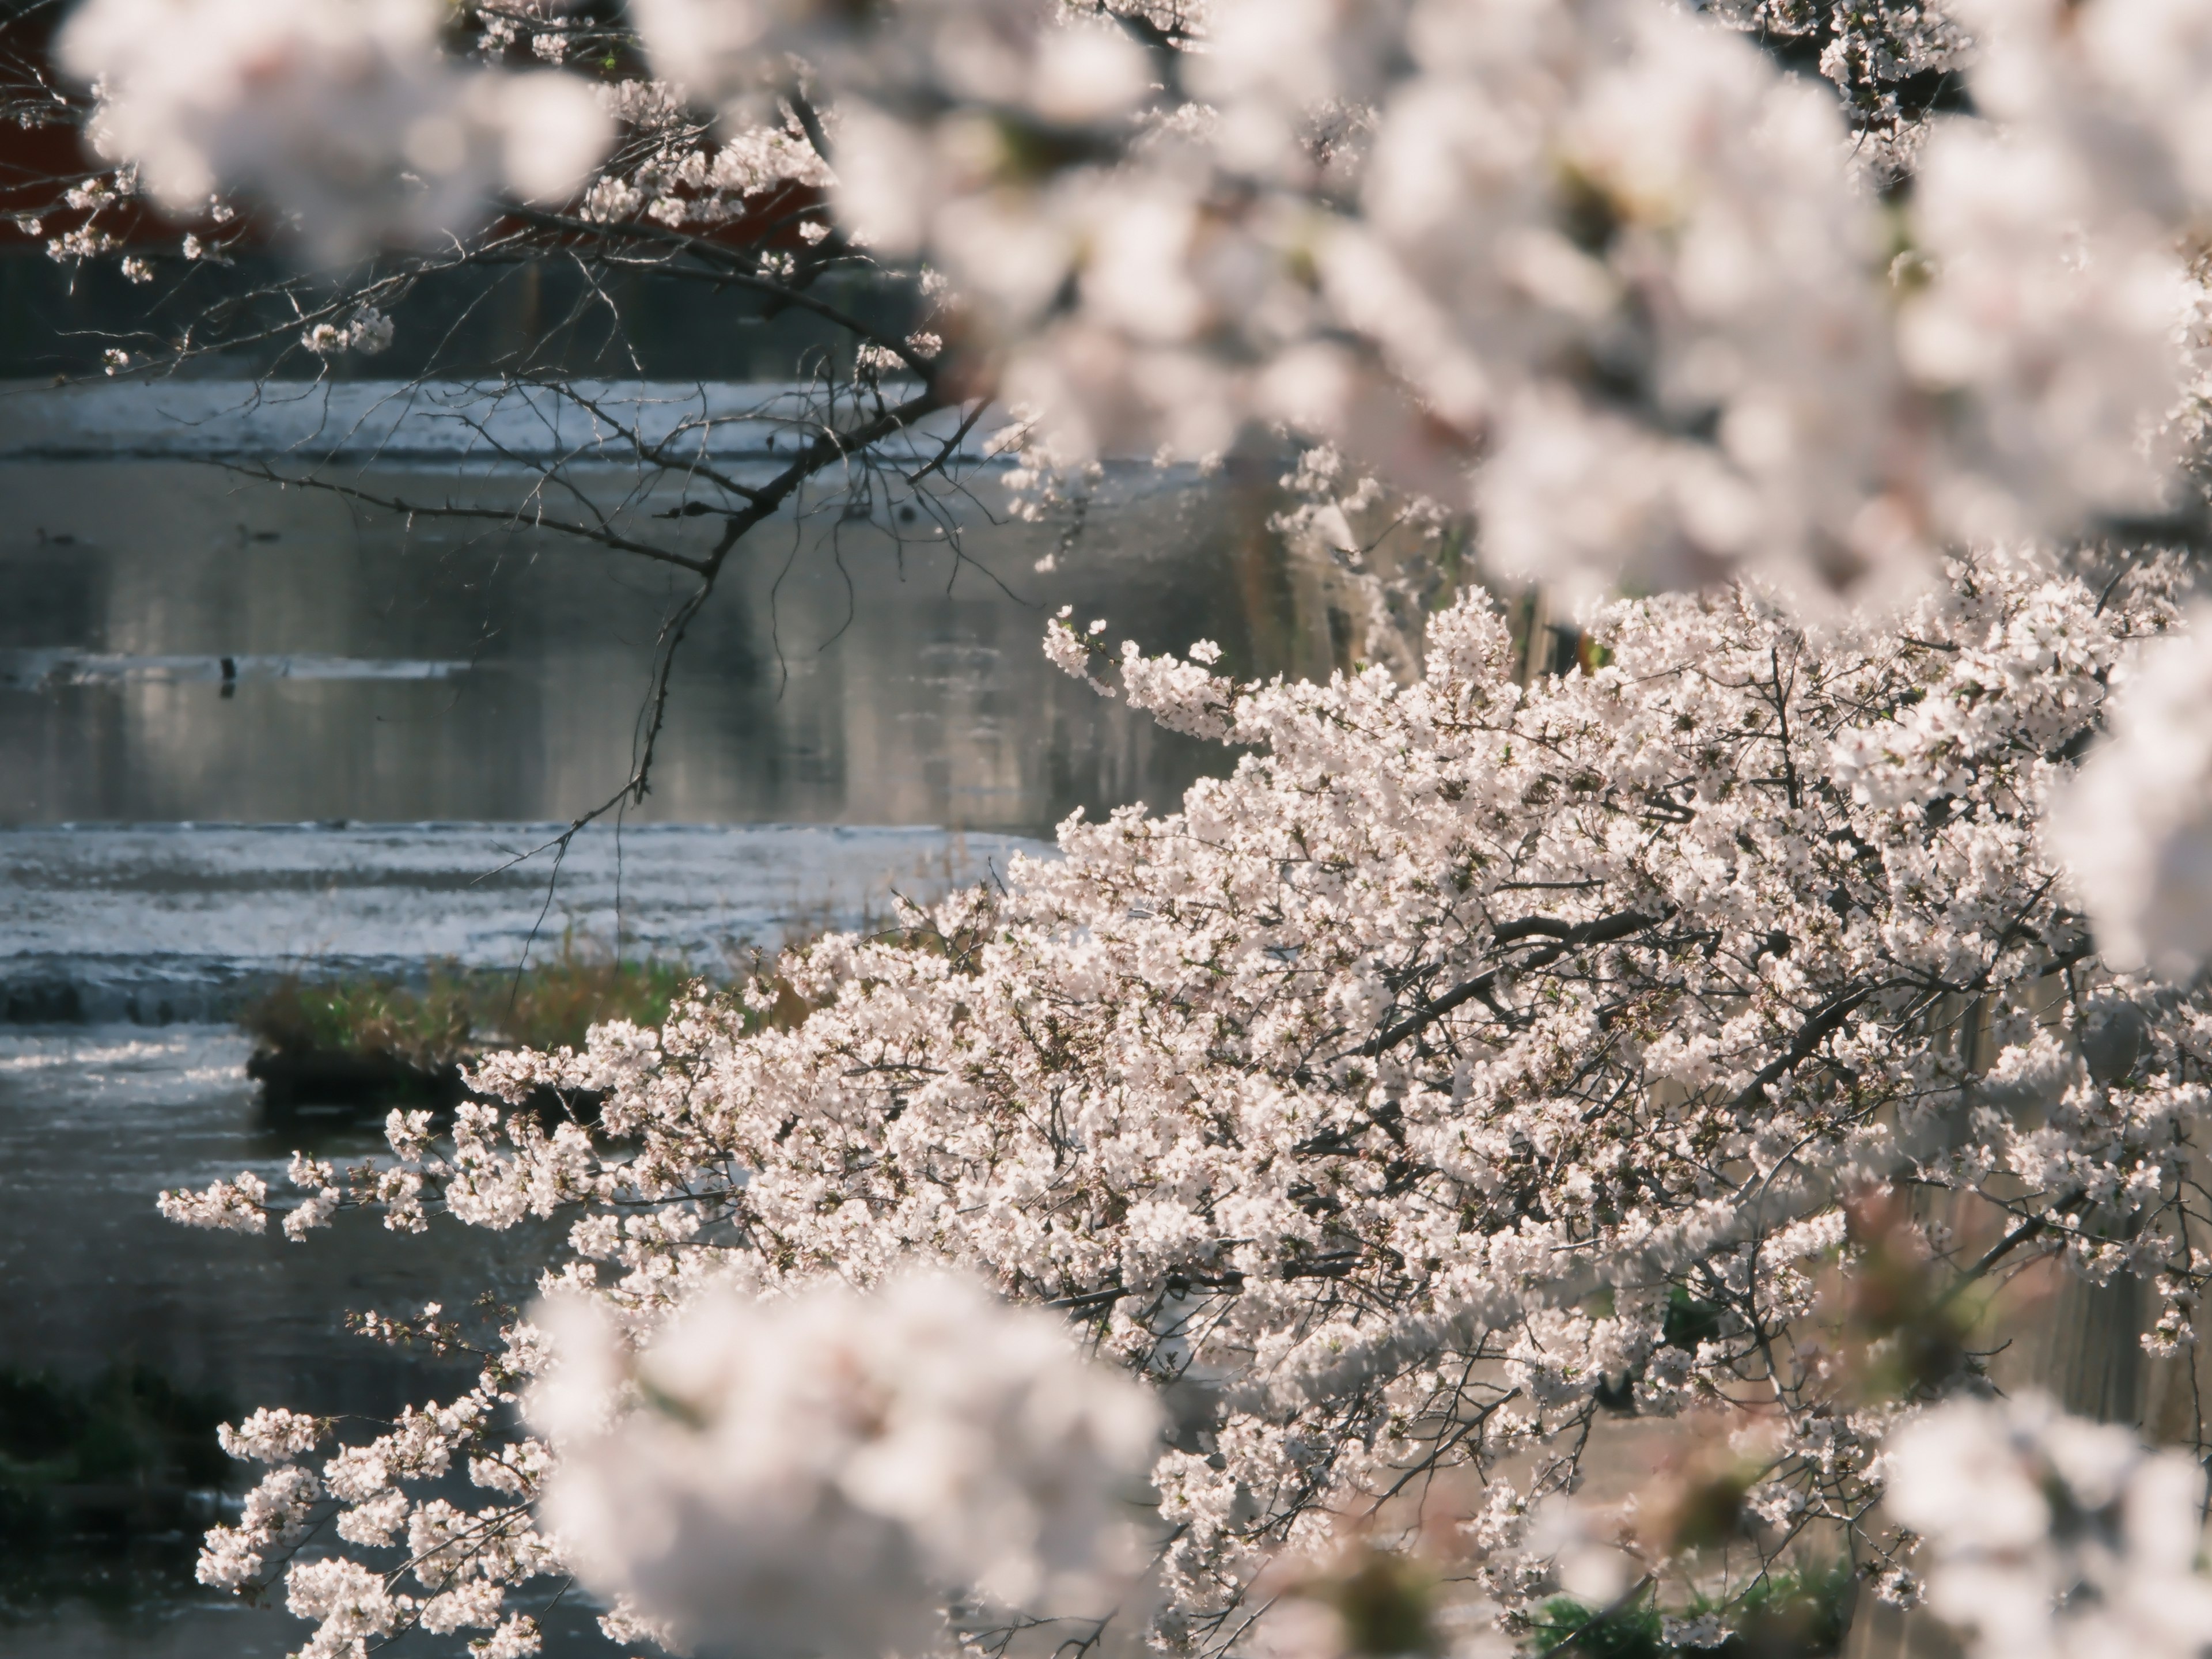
xmin=155 ymin=1167 xmax=266 ymax=1232
xmin=2049 ymin=605 xmax=2212 ymax=976
xmin=530 ymin=1272 xmax=1160 ymax=1657
xmin=185 ymin=1320 xmax=563 ymax=1659
xmin=574 ymin=88 xmax=832 ymax=234
xmin=218 ymin=1405 xmax=327 ymax=1462
xmin=1709 ymin=0 xmax=1969 ymax=175
xmin=54 ymin=0 xmax=2212 ymax=614
xmin=300 ymin=307 xmax=395 ymax=358
xmin=198 ymin=1461 xmax=323 ymax=1590
xmin=166 ymin=550 xmax=2212 ymax=1656
xmin=57 ymin=0 xmax=609 ymax=257
xmin=1885 ymin=1392 xmax=2212 ymax=1659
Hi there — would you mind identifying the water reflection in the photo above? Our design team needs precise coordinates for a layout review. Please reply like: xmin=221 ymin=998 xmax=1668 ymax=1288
xmin=0 ymin=653 xmax=473 ymax=690
xmin=0 ymin=454 xmax=1275 ymax=832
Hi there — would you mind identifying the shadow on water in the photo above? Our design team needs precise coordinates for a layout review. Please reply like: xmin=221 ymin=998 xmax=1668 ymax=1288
xmin=0 ymin=1023 xmax=611 ymax=1655
xmin=0 ymin=1365 xmax=232 ymax=1632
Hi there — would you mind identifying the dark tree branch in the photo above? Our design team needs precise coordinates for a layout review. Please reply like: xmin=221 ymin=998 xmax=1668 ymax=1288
xmin=1357 ymin=908 xmax=1666 ymax=1057
xmin=213 ymin=461 xmax=717 ymax=573
xmin=1726 ymin=985 xmax=1877 ymax=1111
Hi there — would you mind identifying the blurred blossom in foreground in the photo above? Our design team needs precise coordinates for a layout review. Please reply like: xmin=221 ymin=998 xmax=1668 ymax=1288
xmin=57 ymin=0 xmax=610 ymax=258
xmin=528 ymin=1271 xmax=1161 ymax=1659
xmin=46 ymin=0 xmax=2212 ymax=610
xmin=1249 ymin=1543 xmax=1457 ymax=1659
xmin=2047 ymin=612 xmax=2212 ymax=974
xmin=1884 ymin=1393 xmax=2212 ymax=1659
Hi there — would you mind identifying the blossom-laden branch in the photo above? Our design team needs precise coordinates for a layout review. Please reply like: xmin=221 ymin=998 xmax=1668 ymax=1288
xmin=169 ymin=550 xmax=2212 ymax=1658
xmin=28 ymin=0 xmax=2212 ymax=614
xmin=194 ymin=1317 xmax=563 ymax=1659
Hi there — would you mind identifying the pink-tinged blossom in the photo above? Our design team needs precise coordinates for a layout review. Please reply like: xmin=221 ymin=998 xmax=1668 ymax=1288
xmin=420 ymin=1577 xmax=510 ymax=1635
xmin=218 ymin=1406 xmax=325 ymax=1464
xmin=529 ymin=1272 xmax=1161 ymax=1656
xmin=197 ymin=1462 xmax=322 ymax=1589
xmin=157 ymin=1169 xmax=267 ymax=1232
xmin=469 ymin=1615 xmax=543 ymax=1659
xmin=283 ymin=1150 xmax=342 ymax=1240
xmin=1885 ymin=1393 xmax=2212 ymax=1659
xmin=285 ymin=1558 xmax=410 ymax=1659
xmin=2047 ymin=611 xmax=2212 ymax=972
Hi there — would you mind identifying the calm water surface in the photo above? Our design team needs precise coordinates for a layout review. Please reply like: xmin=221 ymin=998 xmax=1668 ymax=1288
xmin=0 ymin=450 xmax=1264 ymax=832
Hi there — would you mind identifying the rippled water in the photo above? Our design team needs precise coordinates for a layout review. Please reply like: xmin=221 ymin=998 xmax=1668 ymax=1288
xmin=0 ymin=821 xmax=1043 ymax=1021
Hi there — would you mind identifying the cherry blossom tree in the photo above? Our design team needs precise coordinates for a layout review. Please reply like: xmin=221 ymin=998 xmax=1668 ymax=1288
xmin=54 ymin=0 xmax=2212 ymax=1652
xmin=162 ymin=546 xmax=2212 ymax=1658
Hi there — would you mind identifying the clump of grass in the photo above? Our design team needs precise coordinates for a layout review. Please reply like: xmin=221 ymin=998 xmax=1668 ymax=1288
xmin=472 ymin=951 xmax=698 ymax=1052
xmin=240 ymin=937 xmax=705 ymax=1068
xmin=1723 ymin=1562 xmax=1853 ymax=1656
xmin=1527 ymin=1562 xmax=1852 ymax=1658
xmin=241 ymin=974 xmax=475 ymax=1070
xmin=1528 ymin=1596 xmax=1666 ymax=1659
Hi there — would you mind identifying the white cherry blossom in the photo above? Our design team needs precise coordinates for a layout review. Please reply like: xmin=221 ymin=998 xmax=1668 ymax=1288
xmin=529 ymin=1272 xmax=1161 ymax=1658
xmin=169 ymin=551 xmax=2212 ymax=1658
xmin=2048 ymin=609 xmax=2212 ymax=974
xmin=1885 ymin=1393 xmax=2212 ymax=1659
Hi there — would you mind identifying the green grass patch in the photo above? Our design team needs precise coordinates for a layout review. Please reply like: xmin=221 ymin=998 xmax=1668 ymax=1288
xmin=1528 ymin=1596 xmax=1666 ymax=1659
xmin=240 ymin=940 xmax=703 ymax=1069
xmin=1527 ymin=1562 xmax=1852 ymax=1658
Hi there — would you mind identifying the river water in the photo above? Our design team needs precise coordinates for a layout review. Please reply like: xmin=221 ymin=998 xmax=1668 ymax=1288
xmin=0 ymin=381 xmax=1277 ymax=832
xmin=0 ymin=381 xmax=1311 ymax=1658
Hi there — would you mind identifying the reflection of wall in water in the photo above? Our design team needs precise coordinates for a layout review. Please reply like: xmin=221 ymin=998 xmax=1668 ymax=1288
xmin=0 ymin=458 xmax=1351 ymax=832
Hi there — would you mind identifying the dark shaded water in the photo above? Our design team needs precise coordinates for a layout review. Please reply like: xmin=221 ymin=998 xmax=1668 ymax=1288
xmin=0 ymin=1023 xmax=609 ymax=1657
